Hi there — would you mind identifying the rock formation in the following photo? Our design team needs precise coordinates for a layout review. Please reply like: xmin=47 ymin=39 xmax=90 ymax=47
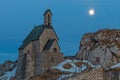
xmin=0 ymin=60 xmax=17 ymax=80
xmin=76 ymin=29 xmax=120 ymax=68
xmin=67 ymin=68 xmax=104 ymax=80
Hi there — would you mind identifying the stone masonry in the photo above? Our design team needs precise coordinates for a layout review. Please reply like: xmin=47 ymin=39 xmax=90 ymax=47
xmin=15 ymin=9 xmax=63 ymax=80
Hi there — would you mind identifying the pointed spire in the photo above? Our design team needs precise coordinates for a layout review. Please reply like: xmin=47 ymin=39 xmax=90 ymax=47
xmin=43 ymin=9 xmax=52 ymax=16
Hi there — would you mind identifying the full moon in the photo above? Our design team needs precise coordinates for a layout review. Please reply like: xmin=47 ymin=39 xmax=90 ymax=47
xmin=89 ymin=9 xmax=95 ymax=15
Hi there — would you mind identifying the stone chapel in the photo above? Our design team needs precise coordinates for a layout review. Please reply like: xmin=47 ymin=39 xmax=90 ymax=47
xmin=15 ymin=9 xmax=64 ymax=80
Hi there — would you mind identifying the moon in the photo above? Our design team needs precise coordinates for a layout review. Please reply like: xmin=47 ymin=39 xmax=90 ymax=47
xmin=89 ymin=9 xmax=95 ymax=15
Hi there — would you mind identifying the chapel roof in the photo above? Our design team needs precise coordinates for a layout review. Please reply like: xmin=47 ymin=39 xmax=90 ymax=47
xmin=43 ymin=39 xmax=55 ymax=50
xmin=18 ymin=24 xmax=55 ymax=50
xmin=43 ymin=9 xmax=52 ymax=16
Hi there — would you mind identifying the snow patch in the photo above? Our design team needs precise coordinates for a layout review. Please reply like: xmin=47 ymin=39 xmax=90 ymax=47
xmin=0 ymin=67 xmax=16 ymax=80
xmin=52 ymin=59 xmax=87 ymax=73
xmin=110 ymin=63 xmax=120 ymax=68
xmin=82 ymin=60 xmax=101 ymax=68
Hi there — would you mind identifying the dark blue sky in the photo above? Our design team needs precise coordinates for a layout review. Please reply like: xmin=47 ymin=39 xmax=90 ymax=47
xmin=0 ymin=0 xmax=120 ymax=63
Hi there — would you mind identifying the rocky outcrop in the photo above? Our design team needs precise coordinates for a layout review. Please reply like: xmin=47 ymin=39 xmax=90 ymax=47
xmin=67 ymin=68 xmax=104 ymax=80
xmin=29 ymin=69 xmax=71 ymax=80
xmin=76 ymin=29 xmax=120 ymax=68
xmin=103 ymin=69 xmax=120 ymax=80
xmin=0 ymin=60 xmax=17 ymax=78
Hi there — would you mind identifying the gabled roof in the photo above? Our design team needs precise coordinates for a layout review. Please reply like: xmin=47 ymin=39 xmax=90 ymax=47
xmin=43 ymin=39 xmax=55 ymax=50
xmin=23 ymin=25 xmax=45 ymax=43
xmin=18 ymin=24 xmax=59 ymax=50
xmin=43 ymin=9 xmax=52 ymax=16
xmin=19 ymin=25 xmax=45 ymax=50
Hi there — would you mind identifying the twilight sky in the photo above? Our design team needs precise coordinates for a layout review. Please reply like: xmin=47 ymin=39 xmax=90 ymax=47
xmin=0 ymin=0 xmax=120 ymax=63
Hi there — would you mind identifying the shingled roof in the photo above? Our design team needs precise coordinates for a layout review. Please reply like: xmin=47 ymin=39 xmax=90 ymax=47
xmin=43 ymin=39 xmax=55 ymax=50
xmin=18 ymin=24 xmax=56 ymax=50
xmin=43 ymin=9 xmax=52 ymax=15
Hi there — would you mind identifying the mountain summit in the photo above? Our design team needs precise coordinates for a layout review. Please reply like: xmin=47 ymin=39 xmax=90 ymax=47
xmin=76 ymin=29 xmax=120 ymax=68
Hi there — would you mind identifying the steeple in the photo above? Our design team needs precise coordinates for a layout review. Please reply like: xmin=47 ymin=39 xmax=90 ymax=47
xmin=44 ymin=9 xmax=52 ymax=25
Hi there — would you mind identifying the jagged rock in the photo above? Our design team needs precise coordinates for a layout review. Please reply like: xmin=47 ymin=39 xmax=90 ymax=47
xmin=0 ymin=64 xmax=5 ymax=76
xmin=76 ymin=29 xmax=120 ymax=68
xmin=0 ymin=60 xmax=17 ymax=77
xmin=103 ymin=69 xmax=120 ymax=80
xmin=67 ymin=68 xmax=104 ymax=80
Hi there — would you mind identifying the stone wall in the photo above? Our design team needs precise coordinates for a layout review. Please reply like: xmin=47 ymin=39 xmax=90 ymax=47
xmin=15 ymin=53 xmax=27 ymax=79
xmin=46 ymin=28 xmax=58 ymax=41
xmin=39 ymin=28 xmax=49 ymax=52
xmin=25 ymin=53 xmax=35 ymax=80
xmin=49 ymin=40 xmax=60 ymax=53
xmin=39 ymin=28 xmax=58 ymax=52
xmin=23 ymin=42 xmax=33 ymax=54
xmin=34 ymin=52 xmax=63 ymax=76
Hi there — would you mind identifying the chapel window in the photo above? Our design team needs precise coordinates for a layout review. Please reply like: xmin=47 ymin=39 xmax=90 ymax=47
xmin=48 ymin=15 xmax=50 ymax=25
xmin=53 ymin=48 xmax=57 ymax=53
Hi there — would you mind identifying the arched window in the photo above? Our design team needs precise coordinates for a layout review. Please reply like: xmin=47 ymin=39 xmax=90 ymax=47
xmin=53 ymin=48 xmax=57 ymax=53
xmin=28 ymin=51 xmax=30 ymax=54
xmin=48 ymin=15 xmax=50 ymax=25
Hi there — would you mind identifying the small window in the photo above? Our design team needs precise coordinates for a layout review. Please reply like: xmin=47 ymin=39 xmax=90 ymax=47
xmin=48 ymin=15 xmax=50 ymax=25
xmin=28 ymin=51 xmax=30 ymax=54
xmin=51 ymin=57 xmax=54 ymax=63
xmin=53 ymin=48 xmax=57 ymax=53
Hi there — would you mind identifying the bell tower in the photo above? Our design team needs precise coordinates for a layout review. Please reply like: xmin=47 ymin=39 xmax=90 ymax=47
xmin=44 ymin=9 xmax=52 ymax=25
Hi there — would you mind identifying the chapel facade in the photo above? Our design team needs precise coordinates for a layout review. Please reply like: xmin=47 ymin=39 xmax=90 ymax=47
xmin=15 ymin=9 xmax=63 ymax=80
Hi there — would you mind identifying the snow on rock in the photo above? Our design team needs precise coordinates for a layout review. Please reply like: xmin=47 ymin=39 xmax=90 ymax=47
xmin=52 ymin=59 xmax=101 ymax=80
xmin=52 ymin=59 xmax=101 ymax=73
xmin=82 ymin=60 xmax=101 ymax=68
xmin=76 ymin=29 xmax=120 ymax=68
xmin=110 ymin=63 xmax=120 ymax=68
xmin=0 ymin=60 xmax=17 ymax=80
xmin=1 ymin=68 xmax=16 ymax=80
xmin=52 ymin=59 xmax=87 ymax=73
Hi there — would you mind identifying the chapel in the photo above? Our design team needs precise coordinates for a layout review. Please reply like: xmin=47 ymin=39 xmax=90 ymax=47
xmin=15 ymin=9 xmax=63 ymax=80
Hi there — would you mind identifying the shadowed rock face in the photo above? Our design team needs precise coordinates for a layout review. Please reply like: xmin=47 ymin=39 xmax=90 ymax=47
xmin=76 ymin=29 xmax=120 ymax=68
xmin=0 ymin=60 xmax=17 ymax=76
xmin=103 ymin=70 xmax=120 ymax=80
